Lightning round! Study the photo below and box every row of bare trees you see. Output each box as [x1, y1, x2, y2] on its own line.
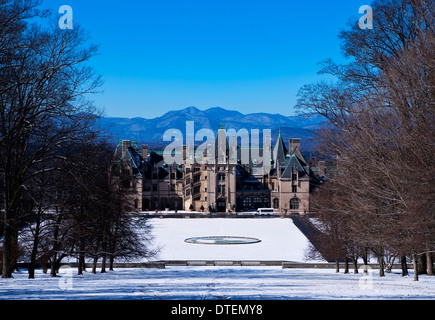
[0, 0, 153, 279]
[298, 0, 434, 281]
[17, 140, 155, 279]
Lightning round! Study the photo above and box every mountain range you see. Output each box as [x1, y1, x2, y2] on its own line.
[97, 106, 326, 152]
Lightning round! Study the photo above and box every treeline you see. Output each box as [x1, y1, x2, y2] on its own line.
[297, 0, 434, 281]
[0, 0, 154, 279]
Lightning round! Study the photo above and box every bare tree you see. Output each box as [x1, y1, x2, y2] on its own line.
[297, 0, 435, 280]
[0, 0, 101, 278]
[60, 140, 157, 275]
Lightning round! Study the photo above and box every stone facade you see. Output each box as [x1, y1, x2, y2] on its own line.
[113, 129, 312, 213]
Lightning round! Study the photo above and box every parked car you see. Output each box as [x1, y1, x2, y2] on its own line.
[256, 208, 274, 216]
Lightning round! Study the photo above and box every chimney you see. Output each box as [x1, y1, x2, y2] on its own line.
[289, 138, 301, 154]
[142, 144, 149, 160]
[183, 145, 187, 161]
[122, 140, 131, 156]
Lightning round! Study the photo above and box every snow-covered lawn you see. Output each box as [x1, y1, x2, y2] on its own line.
[1, 267, 434, 300]
[147, 218, 315, 262]
[2, 217, 433, 300]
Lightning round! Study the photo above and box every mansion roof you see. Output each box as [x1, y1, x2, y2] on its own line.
[114, 132, 309, 182]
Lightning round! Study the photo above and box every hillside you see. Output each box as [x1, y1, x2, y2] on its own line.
[97, 106, 326, 152]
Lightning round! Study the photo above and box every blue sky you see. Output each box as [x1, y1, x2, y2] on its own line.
[41, 0, 368, 118]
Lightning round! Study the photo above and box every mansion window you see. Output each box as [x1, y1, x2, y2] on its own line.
[243, 197, 252, 208]
[218, 173, 226, 181]
[292, 185, 297, 193]
[218, 184, 226, 195]
[273, 198, 279, 209]
[290, 197, 300, 210]
[193, 186, 201, 195]
[254, 197, 262, 204]
[292, 173, 298, 181]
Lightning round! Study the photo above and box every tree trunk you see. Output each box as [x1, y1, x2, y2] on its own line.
[335, 258, 339, 273]
[401, 255, 408, 277]
[80, 239, 87, 273]
[101, 254, 107, 273]
[362, 251, 369, 275]
[2, 219, 13, 278]
[352, 257, 359, 274]
[412, 254, 419, 281]
[50, 214, 61, 277]
[41, 259, 48, 274]
[28, 212, 42, 279]
[92, 257, 98, 274]
[344, 256, 349, 274]
[378, 254, 385, 277]
[1, 172, 18, 279]
[427, 253, 434, 276]
[11, 233, 19, 273]
[77, 250, 86, 275]
[77, 257, 83, 276]
[418, 254, 427, 275]
[109, 255, 114, 271]
[50, 254, 58, 277]
[81, 255, 86, 273]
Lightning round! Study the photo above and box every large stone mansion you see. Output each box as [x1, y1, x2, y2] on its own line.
[113, 127, 321, 213]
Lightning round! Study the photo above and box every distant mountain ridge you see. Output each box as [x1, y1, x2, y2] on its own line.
[97, 106, 325, 152]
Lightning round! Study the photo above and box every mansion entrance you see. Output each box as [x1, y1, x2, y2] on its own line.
[217, 198, 226, 212]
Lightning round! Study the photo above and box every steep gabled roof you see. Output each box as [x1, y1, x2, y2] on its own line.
[272, 129, 288, 167]
[281, 154, 308, 179]
[289, 145, 307, 167]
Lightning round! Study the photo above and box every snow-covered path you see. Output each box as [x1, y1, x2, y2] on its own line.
[1, 267, 434, 300]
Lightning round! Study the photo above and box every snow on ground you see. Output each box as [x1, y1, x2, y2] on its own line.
[2, 217, 434, 300]
[1, 267, 434, 300]
[146, 218, 314, 262]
